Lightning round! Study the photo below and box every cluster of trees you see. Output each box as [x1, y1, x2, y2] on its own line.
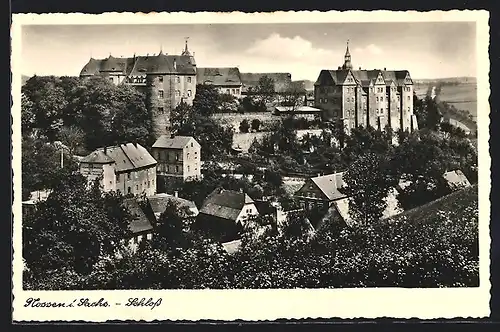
[25, 179, 478, 290]
[22, 76, 155, 154]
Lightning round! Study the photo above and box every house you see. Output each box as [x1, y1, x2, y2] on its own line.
[79, 143, 157, 196]
[196, 188, 259, 242]
[80, 40, 197, 138]
[443, 170, 471, 191]
[314, 41, 417, 135]
[152, 134, 201, 184]
[122, 198, 156, 252]
[196, 67, 243, 97]
[147, 192, 199, 220]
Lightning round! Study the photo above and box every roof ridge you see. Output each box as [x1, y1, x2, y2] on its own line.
[120, 143, 138, 169]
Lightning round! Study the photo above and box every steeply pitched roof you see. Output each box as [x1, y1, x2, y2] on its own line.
[152, 135, 196, 149]
[199, 188, 254, 221]
[82, 143, 157, 172]
[197, 67, 242, 86]
[443, 170, 471, 189]
[314, 69, 411, 87]
[253, 200, 277, 217]
[122, 198, 155, 234]
[80, 53, 196, 77]
[147, 193, 198, 217]
[310, 172, 346, 201]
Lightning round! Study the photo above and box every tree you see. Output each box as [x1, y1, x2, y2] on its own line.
[153, 200, 195, 251]
[220, 93, 238, 113]
[193, 84, 221, 116]
[255, 75, 275, 106]
[340, 152, 397, 225]
[413, 94, 442, 131]
[23, 173, 132, 276]
[171, 101, 194, 133]
[57, 125, 85, 156]
[239, 119, 250, 133]
[251, 119, 261, 132]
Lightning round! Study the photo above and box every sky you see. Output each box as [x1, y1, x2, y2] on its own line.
[20, 22, 477, 81]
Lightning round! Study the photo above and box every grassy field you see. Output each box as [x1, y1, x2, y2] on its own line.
[437, 83, 477, 117]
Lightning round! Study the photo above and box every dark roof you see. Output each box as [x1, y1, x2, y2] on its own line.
[199, 188, 254, 221]
[122, 198, 155, 234]
[253, 200, 277, 216]
[152, 135, 197, 149]
[197, 67, 242, 86]
[314, 69, 411, 87]
[82, 143, 156, 172]
[310, 172, 346, 201]
[80, 150, 115, 164]
[80, 53, 196, 77]
[148, 193, 198, 216]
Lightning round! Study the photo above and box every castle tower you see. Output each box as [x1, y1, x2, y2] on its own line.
[181, 37, 196, 67]
[342, 40, 353, 70]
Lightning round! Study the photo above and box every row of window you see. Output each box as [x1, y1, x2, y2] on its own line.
[158, 89, 193, 99]
[225, 88, 240, 94]
[158, 76, 193, 84]
[157, 164, 198, 173]
[117, 171, 152, 182]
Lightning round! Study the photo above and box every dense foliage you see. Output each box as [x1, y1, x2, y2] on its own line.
[25, 185, 479, 289]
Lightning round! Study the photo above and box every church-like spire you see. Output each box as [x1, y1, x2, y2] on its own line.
[342, 40, 353, 70]
[181, 37, 191, 56]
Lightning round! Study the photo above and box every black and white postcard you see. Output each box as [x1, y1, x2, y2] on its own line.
[11, 10, 491, 321]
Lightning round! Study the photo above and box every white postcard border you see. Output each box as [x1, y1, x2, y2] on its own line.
[11, 10, 491, 322]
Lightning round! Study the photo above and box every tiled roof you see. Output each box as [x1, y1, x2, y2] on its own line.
[199, 188, 254, 221]
[80, 150, 115, 164]
[221, 239, 242, 254]
[197, 67, 242, 86]
[253, 200, 277, 216]
[310, 172, 346, 201]
[148, 193, 198, 217]
[443, 170, 471, 189]
[122, 198, 155, 234]
[82, 143, 157, 173]
[80, 53, 196, 77]
[315, 69, 411, 87]
[152, 135, 196, 149]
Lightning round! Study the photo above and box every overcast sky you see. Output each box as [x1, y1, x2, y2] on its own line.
[21, 22, 476, 81]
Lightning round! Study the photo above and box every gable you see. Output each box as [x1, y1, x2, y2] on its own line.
[295, 180, 329, 200]
[375, 72, 385, 85]
[342, 71, 356, 85]
[404, 72, 413, 85]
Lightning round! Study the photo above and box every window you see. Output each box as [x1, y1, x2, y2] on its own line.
[175, 90, 180, 97]
[376, 96, 379, 102]
[176, 153, 180, 161]
[158, 107, 164, 114]
[148, 181, 150, 188]
[177, 76, 180, 83]
[191, 142, 194, 148]
[187, 76, 192, 83]
[175, 166, 179, 173]
[116, 174, 119, 182]
[159, 76, 163, 82]
[187, 90, 192, 97]
[152, 179, 154, 185]
[136, 185, 139, 191]
[109, 78, 113, 83]
[187, 165, 190, 172]
[127, 173, 131, 180]
[407, 96, 411, 101]
[159, 90, 164, 98]
[381, 96, 384, 102]
[127, 187, 131, 194]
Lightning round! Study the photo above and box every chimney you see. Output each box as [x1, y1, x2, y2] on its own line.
[338, 66, 341, 70]
[104, 146, 107, 154]
[170, 132, 175, 139]
[174, 191, 178, 198]
[384, 67, 386, 71]
[173, 58, 177, 70]
[359, 67, 361, 70]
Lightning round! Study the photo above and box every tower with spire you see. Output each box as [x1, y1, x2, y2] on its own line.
[181, 37, 196, 66]
[341, 40, 353, 70]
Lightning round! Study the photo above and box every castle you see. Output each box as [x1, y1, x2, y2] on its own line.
[80, 41, 197, 138]
[314, 41, 418, 134]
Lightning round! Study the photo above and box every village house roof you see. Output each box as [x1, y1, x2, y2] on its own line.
[147, 193, 198, 218]
[196, 67, 242, 87]
[80, 53, 196, 77]
[253, 200, 277, 217]
[199, 188, 255, 221]
[152, 135, 197, 149]
[314, 69, 411, 88]
[122, 198, 155, 235]
[443, 170, 471, 189]
[81, 143, 157, 173]
[310, 172, 346, 201]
